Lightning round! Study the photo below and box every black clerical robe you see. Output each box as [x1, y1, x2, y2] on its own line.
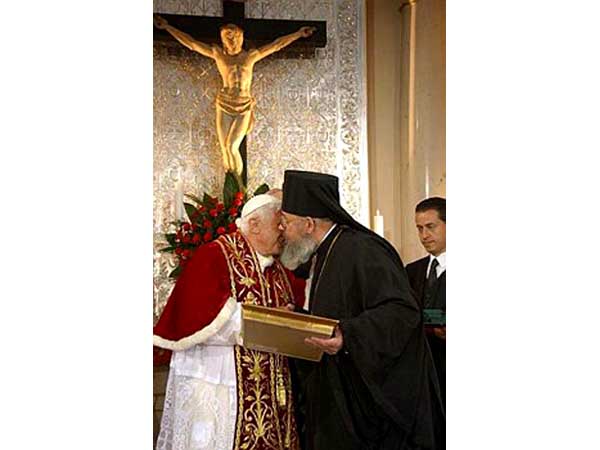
[296, 226, 444, 450]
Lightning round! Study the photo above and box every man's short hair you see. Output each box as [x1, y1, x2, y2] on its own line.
[415, 197, 446, 223]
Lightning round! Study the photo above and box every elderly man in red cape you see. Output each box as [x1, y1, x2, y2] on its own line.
[154, 193, 305, 450]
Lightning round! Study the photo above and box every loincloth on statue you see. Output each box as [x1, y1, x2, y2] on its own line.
[215, 90, 256, 133]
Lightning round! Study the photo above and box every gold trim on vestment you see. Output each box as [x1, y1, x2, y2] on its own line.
[215, 232, 299, 449]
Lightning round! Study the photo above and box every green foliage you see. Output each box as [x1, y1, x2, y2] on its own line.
[184, 193, 203, 204]
[223, 171, 240, 206]
[202, 193, 215, 207]
[183, 202, 198, 221]
[253, 183, 269, 196]
[169, 266, 182, 279]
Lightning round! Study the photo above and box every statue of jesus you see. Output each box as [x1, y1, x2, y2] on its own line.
[154, 15, 315, 186]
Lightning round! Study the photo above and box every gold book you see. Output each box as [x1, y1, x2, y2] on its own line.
[241, 304, 339, 362]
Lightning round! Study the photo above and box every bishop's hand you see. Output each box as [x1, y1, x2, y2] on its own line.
[433, 326, 446, 340]
[305, 325, 343, 355]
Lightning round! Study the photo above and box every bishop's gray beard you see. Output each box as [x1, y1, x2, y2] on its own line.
[279, 235, 318, 270]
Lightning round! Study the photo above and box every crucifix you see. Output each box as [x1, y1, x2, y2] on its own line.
[154, 0, 327, 189]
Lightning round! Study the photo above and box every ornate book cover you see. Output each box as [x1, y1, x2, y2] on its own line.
[242, 304, 338, 361]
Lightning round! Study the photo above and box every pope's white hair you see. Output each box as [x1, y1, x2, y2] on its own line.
[238, 200, 281, 235]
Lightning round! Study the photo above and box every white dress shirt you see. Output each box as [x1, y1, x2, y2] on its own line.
[426, 251, 446, 278]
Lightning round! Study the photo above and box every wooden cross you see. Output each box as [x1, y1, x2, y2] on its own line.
[154, 0, 327, 186]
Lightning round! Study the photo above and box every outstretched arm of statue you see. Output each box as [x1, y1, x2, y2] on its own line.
[253, 26, 315, 61]
[154, 14, 215, 58]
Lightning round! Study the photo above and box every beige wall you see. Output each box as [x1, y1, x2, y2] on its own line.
[367, 0, 404, 249]
[367, 0, 446, 263]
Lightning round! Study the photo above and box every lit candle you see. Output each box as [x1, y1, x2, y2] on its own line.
[374, 209, 384, 237]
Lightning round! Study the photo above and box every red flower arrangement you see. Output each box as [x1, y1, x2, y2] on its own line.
[161, 173, 269, 278]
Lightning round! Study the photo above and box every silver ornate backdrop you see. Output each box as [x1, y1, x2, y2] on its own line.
[153, 0, 368, 322]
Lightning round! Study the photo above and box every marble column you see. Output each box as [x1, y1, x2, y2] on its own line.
[398, 0, 446, 263]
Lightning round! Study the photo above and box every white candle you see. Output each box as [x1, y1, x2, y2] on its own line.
[374, 209, 384, 237]
[175, 179, 184, 221]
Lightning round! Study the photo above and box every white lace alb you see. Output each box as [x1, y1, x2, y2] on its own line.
[156, 303, 242, 450]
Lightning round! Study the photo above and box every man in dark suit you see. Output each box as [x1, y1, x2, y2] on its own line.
[406, 197, 446, 407]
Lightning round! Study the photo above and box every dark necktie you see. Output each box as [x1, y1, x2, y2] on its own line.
[427, 258, 439, 289]
[425, 258, 439, 306]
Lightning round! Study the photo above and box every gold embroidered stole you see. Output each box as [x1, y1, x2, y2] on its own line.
[215, 232, 299, 450]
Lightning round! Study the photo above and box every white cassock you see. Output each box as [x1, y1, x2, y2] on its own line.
[156, 255, 273, 450]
